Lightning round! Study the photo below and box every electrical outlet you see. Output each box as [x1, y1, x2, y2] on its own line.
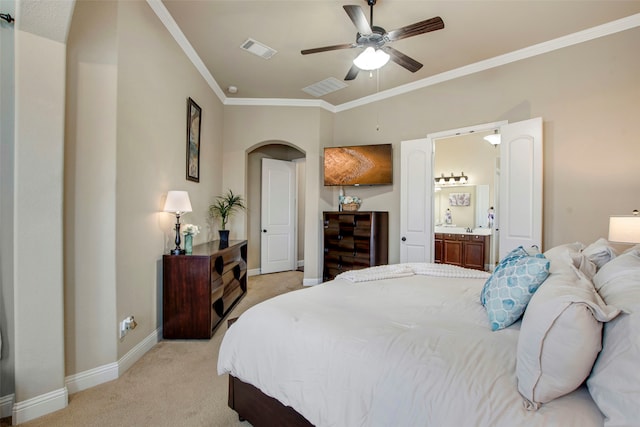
[119, 316, 137, 339]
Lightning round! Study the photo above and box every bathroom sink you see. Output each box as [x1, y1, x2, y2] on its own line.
[434, 226, 466, 233]
[471, 228, 492, 235]
[434, 226, 492, 235]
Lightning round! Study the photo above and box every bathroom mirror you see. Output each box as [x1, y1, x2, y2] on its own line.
[434, 184, 491, 230]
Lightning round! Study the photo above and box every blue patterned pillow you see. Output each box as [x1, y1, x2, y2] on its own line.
[480, 246, 530, 306]
[483, 253, 550, 331]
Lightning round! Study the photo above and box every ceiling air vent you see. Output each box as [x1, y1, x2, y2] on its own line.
[302, 78, 348, 97]
[240, 38, 277, 60]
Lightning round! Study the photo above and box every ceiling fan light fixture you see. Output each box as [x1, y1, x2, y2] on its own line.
[484, 130, 501, 145]
[353, 47, 390, 71]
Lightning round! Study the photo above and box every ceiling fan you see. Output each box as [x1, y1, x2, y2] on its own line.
[301, 0, 444, 80]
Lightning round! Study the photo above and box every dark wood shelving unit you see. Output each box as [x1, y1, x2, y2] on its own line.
[162, 240, 247, 339]
[323, 211, 388, 281]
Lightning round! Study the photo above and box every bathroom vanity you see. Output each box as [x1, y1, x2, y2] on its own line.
[434, 226, 491, 271]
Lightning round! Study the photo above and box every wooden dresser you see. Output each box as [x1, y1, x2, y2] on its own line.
[162, 240, 247, 339]
[323, 211, 388, 281]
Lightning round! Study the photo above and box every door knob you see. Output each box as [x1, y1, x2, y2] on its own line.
[262, 229, 267, 233]
[401, 237, 407, 241]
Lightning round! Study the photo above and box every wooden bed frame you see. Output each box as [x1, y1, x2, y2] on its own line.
[226, 318, 312, 426]
[228, 375, 313, 427]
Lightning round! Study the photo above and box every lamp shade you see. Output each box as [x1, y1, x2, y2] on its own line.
[608, 215, 640, 244]
[164, 191, 192, 215]
[353, 47, 390, 71]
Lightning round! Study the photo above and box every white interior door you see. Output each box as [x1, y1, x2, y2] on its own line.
[498, 117, 543, 258]
[400, 138, 433, 263]
[261, 158, 296, 274]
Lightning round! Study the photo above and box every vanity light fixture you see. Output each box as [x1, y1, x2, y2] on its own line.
[434, 172, 469, 185]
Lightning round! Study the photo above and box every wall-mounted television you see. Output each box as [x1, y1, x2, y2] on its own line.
[324, 144, 393, 186]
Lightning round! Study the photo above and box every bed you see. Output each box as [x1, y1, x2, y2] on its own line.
[218, 241, 640, 427]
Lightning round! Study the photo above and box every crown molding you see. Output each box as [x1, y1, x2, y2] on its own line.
[335, 13, 640, 112]
[146, 0, 226, 102]
[148, 2, 639, 113]
[224, 97, 336, 112]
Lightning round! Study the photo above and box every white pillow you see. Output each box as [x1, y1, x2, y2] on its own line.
[516, 266, 620, 408]
[543, 241, 585, 262]
[543, 241, 596, 278]
[583, 238, 618, 269]
[587, 312, 640, 426]
[588, 246, 640, 425]
[592, 246, 640, 312]
[622, 243, 640, 254]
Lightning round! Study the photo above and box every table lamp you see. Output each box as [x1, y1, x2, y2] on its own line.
[164, 190, 192, 255]
[608, 210, 640, 244]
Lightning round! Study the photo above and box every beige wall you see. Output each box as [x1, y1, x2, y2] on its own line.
[4, 0, 226, 418]
[333, 27, 640, 262]
[65, 0, 224, 375]
[13, 27, 67, 415]
[223, 106, 334, 283]
[0, 0, 16, 403]
[114, 0, 223, 359]
[65, 0, 118, 377]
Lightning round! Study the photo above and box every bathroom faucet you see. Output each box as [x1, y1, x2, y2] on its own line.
[466, 227, 472, 233]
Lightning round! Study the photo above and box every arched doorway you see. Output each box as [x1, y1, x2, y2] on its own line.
[247, 142, 306, 275]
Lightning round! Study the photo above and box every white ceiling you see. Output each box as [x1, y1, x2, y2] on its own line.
[159, 1, 640, 107]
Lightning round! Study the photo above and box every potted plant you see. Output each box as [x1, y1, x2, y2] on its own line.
[209, 189, 246, 247]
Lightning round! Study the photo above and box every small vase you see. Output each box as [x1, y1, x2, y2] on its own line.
[184, 234, 193, 254]
[218, 229, 230, 248]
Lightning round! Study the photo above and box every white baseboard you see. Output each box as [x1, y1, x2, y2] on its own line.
[7, 328, 161, 424]
[303, 277, 322, 286]
[250, 260, 303, 278]
[118, 327, 161, 376]
[65, 362, 118, 395]
[252, 259, 319, 285]
[0, 394, 14, 418]
[12, 387, 68, 425]
[63, 327, 161, 395]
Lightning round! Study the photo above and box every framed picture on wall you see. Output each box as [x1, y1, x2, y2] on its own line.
[186, 97, 202, 182]
[449, 193, 471, 206]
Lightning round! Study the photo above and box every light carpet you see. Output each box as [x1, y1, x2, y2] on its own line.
[17, 271, 306, 427]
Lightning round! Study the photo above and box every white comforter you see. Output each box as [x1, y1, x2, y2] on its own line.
[218, 268, 604, 427]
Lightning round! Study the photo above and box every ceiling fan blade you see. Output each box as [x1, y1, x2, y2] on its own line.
[301, 43, 356, 55]
[343, 5, 372, 35]
[345, 64, 360, 81]
[386, 16, 444, 42]
[381, 46, 423, 73]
